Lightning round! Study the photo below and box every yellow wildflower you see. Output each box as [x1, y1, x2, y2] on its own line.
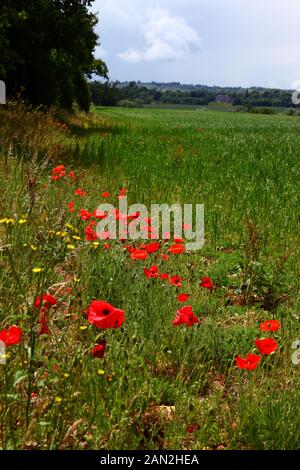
[32, 267, 43, 273]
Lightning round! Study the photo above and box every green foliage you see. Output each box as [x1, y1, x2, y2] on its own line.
[92, 81, 298, 111]
[90, 81, 122, 107]
[285, 108, 297, 116]
[250, 107, 276, 115]
[0, 0, 108, 111]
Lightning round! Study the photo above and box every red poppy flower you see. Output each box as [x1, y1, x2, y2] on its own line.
[78, 209, 93, 221]
[118, 188, 127, 199]
[144, 265, 159, 278]
[92, 340, 107, 358]
[169, 275, 183, 287]
[177, 293, 190, 303]
[187, 423, 199, 434]
[235, 354, 261, 370]
[172, 306, 200, 327]
[200, 277, 214, 291]
[103, 243, 111, 250]
[85, 221, 97, 241]
[168, 243, 185, 254]
[160, 273, 169, 280]
[34, 294, 57, 335]
[102, 192, 110, 198]
[52, 165, 65, 174]
[260, 320, 281, 333]
[130, 249, 148, 260]
[68, 201, 75, 213]
[124, 244, 135, 253]
[255, 337, 278, 355]
[34, 293, 57, 310]
[174, 237, 184, 243]
[51, 165, 66, 180]
[39, 312, 50, 335]
[145, 242, 160, 254]
[0, 325, 22, 346]
[69, 171, 76, 179]
[160, 254, 169, 261]
[87, 301, 125, 329]
[75, 188, 87, 197]
[85, 231, 97, 241]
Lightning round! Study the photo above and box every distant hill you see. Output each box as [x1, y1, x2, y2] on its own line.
[118, 81, 291, 94]
[90, 80, 297, 109]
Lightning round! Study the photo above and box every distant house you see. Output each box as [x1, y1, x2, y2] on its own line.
[215, 94, 231, 104]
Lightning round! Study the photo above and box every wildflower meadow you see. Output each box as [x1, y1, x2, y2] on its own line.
[0, 102, 299, 450]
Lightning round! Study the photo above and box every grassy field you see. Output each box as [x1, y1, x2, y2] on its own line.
[0, 103, 299, 450]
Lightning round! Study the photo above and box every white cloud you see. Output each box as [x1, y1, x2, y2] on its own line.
[118, 47, 143, 64]
[117, 7, 202, 63]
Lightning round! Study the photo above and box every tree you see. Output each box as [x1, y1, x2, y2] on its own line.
[0, 0, 108, 110]
[153, 91, 162, 102]
[90, 81, 122, 106]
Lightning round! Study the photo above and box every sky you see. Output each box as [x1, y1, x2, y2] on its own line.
[91, 0, 300, 89]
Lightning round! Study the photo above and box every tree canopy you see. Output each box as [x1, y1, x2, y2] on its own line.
[0, 0, 108, 111]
